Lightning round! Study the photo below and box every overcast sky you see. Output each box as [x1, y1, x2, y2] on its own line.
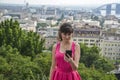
[0, 0, 120, 6]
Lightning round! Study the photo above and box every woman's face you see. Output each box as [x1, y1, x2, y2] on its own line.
[61, 33, 72, 41]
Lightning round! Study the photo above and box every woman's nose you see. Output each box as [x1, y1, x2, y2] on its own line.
[66, 35, 69, 38]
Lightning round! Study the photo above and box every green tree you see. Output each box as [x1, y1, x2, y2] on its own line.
[33, 52, 52, 79]
[80, 44, 100, 67]
[80, 43, 115, 72]
[93, 58, 114, 72]
[78, 63, 117, 80]
[0, 45, 42, 80]
[0, 19, 45, 57]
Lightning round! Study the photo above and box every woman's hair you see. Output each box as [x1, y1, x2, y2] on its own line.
[57, 23, 73, 41]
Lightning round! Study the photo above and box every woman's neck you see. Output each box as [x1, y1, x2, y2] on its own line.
[61, 40, 72, 45]
[60, 40, 72, 51]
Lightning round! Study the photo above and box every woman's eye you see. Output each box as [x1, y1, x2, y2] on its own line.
[68, 33, 71, 35]
[63, 33, 71, 36]
[63, 33, 66, 35]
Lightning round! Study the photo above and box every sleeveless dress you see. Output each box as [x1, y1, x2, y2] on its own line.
[51, 42, 82, 80]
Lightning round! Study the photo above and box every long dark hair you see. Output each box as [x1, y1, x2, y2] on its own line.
[57, 23, 73, 41]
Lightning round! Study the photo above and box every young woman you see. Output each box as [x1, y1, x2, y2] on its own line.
[49, 23, 81, 80]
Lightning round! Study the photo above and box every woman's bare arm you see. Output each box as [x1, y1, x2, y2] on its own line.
[65, 43, 80, 70]
[49, 44, 56, 80]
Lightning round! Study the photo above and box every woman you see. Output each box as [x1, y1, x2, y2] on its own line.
[49, 23, 81, 80]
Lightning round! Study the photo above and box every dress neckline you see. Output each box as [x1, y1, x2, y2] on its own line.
[58, 42, 73, 54]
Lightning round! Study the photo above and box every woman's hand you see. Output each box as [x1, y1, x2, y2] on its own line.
[64, 54, 73, 63]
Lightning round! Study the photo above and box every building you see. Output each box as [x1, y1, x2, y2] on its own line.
[93, 3, 120, 18]
[45, 36, 57, 49]
[100, 30, 120, 60]
[19, 19, 36, 32]
[73, 26, 101, 47]
[46, 27, 59, 37]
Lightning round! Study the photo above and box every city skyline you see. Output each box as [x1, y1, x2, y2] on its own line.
[0, 0, 119, 7]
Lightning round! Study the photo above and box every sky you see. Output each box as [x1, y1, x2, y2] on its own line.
[0, 0, 120, 7]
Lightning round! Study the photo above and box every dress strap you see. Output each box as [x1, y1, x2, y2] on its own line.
[55, 42, 60, 54]
[72, 42, 76, 56]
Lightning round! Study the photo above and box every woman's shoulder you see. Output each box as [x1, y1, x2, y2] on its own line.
[52, 43, 58, 54]
[53, 42, 60, 49]
[72, 42, 80, 48]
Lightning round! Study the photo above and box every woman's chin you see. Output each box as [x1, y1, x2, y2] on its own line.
[65, 40, 70, 42]
[62, 39, 71, 42]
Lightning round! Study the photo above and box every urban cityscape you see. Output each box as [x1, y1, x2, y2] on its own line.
[0, 0, 120, 80]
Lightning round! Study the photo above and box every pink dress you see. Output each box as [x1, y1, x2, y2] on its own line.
[51, 42, 82, 80]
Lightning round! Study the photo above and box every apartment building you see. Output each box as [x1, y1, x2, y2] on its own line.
[43, 27, 58, 49]
[73, 37, 99, 47]
[83, 19, 100, 27]
[73, 27, 101, 47]
[37, 28, 47, 37]
[19, 19, 37, 32]
[45, 36, 57, 49]
[46, 27, 59, 37]
[100, 38, 120, 60]
[99, 30, 120, 60]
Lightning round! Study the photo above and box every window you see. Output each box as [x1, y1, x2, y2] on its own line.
[112, 44, 114, 46]
[84, 39, 89, 42]
[73, 39, 76, 41]
[90, 40, 94, 42]
[90, 43, 94, 45]
[78, 39, 83, 41]
[85, 43, 88, 45]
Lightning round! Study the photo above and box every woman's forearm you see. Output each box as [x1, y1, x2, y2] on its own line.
[69, 59, 78, 70]
[49, 67, 53, 80]
[49, 65, 55, 80]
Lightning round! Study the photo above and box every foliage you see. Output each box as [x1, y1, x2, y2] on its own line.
[93, 58, 114, 72]
[0, 19, 45, 57]
[78, 63, 117, 80]
[0, 45, 50, 80]
[80, 43, 115, 72]
[33, 52, 52, 79]
[80, 43, 100, 67]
